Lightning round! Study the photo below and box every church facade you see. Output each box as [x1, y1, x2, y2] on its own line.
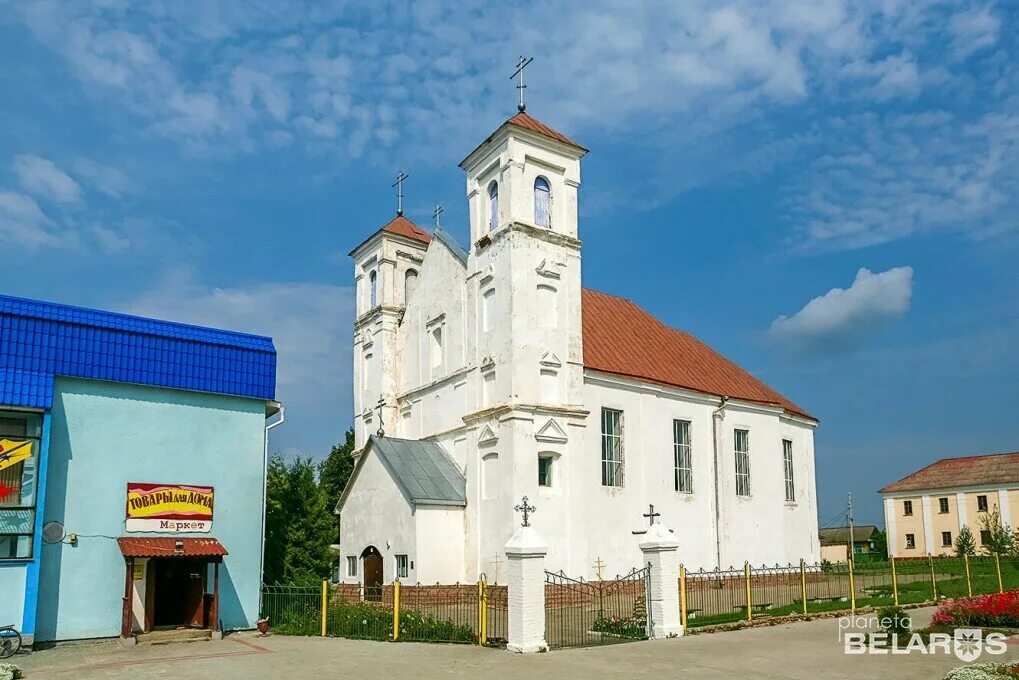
[336, 112, 820, 587]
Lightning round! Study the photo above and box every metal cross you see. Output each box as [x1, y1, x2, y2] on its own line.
[514, 495, 536, 527]
[432, 203, 443, 230]
[643, 504, 660, 527]
[510, 56, 534, 113]
[375, 396, 387, 437]
[490, 552, 503, 581]
[392, 170, 409, 216]
[592, 556, 606, 580]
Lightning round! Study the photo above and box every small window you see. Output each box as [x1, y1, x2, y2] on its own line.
[488, 181, 499, 231]
[673, 420, 692, 494]
[538, 455, 553, 488]
[600, 408, 623, 487]
[534, 176, 551, 228]
[905, 533, 916, 550]
[782, 439, 795, 502]
[405, 269, 418, 302]
[939, 497, 949, 514]
[396, 554, 409, 579]
[347, 556, 357, 577]
[734, 429, 750, 497]
[981, 530, 991, 544]
[941, 531, 953, 548]
[903, 500, 913, 516]
[369, 270, 378, 308]
[977, 495, 989, 512]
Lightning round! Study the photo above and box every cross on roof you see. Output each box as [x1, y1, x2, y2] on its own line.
[375, 396, 387, 437]
[392, 170, 409, 216]
[514, 495, 536, 527]
[643, 504, 660, 527]
[510, 56, 534, 113]
[433, 203, 443, 230]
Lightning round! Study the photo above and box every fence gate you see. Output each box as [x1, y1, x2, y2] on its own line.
[544, 565, 652, 648]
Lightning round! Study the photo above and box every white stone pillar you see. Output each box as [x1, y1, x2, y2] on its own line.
[639, 522, 682, 638]
[505, 525, 548, 653]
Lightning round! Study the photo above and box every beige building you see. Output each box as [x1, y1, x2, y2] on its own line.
[819, 525, 879, 563]
[880, 451, 1019, 557]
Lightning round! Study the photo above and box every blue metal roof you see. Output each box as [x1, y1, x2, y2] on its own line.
[432, 227, 468, 266]
[0, 294, 277, 409]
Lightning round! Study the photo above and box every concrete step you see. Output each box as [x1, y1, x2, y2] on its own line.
[136, 629, 212, 645]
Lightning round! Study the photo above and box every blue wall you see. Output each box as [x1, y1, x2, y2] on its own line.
[35, 377, 266, 641]
[0, 563, 26, 629]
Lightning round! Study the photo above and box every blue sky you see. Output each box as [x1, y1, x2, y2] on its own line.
[1, 1, 1017, 530]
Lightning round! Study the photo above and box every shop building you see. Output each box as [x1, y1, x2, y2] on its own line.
[0, 294, 279, 644]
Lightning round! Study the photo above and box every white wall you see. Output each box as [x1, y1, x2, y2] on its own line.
[414, 506, 466, 585]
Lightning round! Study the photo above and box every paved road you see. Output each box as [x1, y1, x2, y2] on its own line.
[13, 607, 1016, 679]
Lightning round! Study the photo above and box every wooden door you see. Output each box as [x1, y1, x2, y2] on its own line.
[362, 547, 383, 601]
[184, 560, 207, 628]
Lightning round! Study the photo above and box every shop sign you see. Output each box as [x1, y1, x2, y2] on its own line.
[125, 483, 214, 533]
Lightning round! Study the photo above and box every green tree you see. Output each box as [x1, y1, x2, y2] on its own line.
[318, 427, 356, 541]
[979, 505, 1015, 556]
[263, 455, 336, 585]
[954, 525, 977, 556]
[870, 529, 888, 560]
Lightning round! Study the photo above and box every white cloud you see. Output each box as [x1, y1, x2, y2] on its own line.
[13, 155, 83, 204]
[948, 7, 1000, 60]
[768, 266, 913, 353]
[72, 158, 135, 197]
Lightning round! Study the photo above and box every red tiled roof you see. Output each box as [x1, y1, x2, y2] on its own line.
[880, 452, 1019, 493]
[581, 289, 814, 421]
[506, 112, 586, 151]
[117, 537, 228, 558]
[381, 215, 431, 245]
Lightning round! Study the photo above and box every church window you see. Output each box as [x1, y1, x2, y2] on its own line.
[0, 416, 35, 560]
[938, 497, 949, 514]
[734, 429, 750, 497]
[977, 495, 988, 512]
[903, 500, 913, 516]
[405, 269, 418, 302]
[534, 176, 551, 228]
[430, 326, 443, 372]
[369, 270, 378, 308]
[674, 420, 692, 494]
[538, 455, 554, 488]
[346, 556, 357, 577]
[905, 533, 916, 550]
[600, 408, 623, 487]
[488, 181, 499, 231]
[482, 288, 495, 332]
[482, 452, 498, 499]
[395, 554, 409, 579]
[783, 439, 795, 502]
[941, 531, 952, 548]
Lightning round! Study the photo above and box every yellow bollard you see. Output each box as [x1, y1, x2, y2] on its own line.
[891, 556, 899, 606]
[744, 562, 752, 622]
[679, 566, 688, 630]
[799, 559, 807, 616]
[964, 554, 973, 597]
[929, 555, 938, 601]
[478, 578, 488, 646]
[848, 556, 856, 613]
[321, 580, 328, 637]
[392, 580, 401, 641]
[996, 554, 1004, 593]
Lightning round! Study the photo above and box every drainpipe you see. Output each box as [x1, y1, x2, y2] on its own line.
[259, 405, 286, 586]
[711, 396, 729, 570]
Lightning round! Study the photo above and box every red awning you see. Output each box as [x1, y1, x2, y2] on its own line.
[117, 537, 228, 559]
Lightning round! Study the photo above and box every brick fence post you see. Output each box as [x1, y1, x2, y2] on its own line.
[505, 525, 548, 653]
[639, 522, 682, 638]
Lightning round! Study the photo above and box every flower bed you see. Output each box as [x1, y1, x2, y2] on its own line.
[590, 616, 646, 639]
[945, 662, 1019, 679]
[933, 590, 1019, 629]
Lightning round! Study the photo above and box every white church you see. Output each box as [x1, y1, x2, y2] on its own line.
[335, 108, 820, 588]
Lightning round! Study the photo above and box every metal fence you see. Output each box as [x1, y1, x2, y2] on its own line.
[544, 565, 652, 649]
[680, 555, 1019, 628]
[260, 579, 503, 646]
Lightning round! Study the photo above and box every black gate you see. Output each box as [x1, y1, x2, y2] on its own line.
[544, 564, 652, 648]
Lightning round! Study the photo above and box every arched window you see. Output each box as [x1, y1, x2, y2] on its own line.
[534, 176, 551, 228]
[369, 270, 378, 308]
[488, 181, 499, 231]
[404, 269, 418, 302]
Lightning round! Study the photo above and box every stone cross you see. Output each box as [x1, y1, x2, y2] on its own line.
[514, 495, 536, 527]
[392, 170, 409, 216]
[643, 504, 660, 527]
[433, 203, 443, 230]
[592, 556, 606, 580]
[510, 56, 534, 113]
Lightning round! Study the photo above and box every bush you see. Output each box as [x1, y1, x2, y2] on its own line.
[398, 610, 475, 643]
[933, 590, 1019, 629]
[876, 605, 911, 637]
[945, 662, 1019, 679]
[591, 615, 647, 639]
[0, 663, 22, 680]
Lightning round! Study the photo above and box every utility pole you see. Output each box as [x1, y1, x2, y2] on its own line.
[847, 491, 855, 565]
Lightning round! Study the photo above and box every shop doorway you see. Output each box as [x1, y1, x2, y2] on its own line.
[152, 558, 207, 629]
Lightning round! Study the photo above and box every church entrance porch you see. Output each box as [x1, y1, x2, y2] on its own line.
[116, 537, 228, 641]
[544, 565, 652, 649]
